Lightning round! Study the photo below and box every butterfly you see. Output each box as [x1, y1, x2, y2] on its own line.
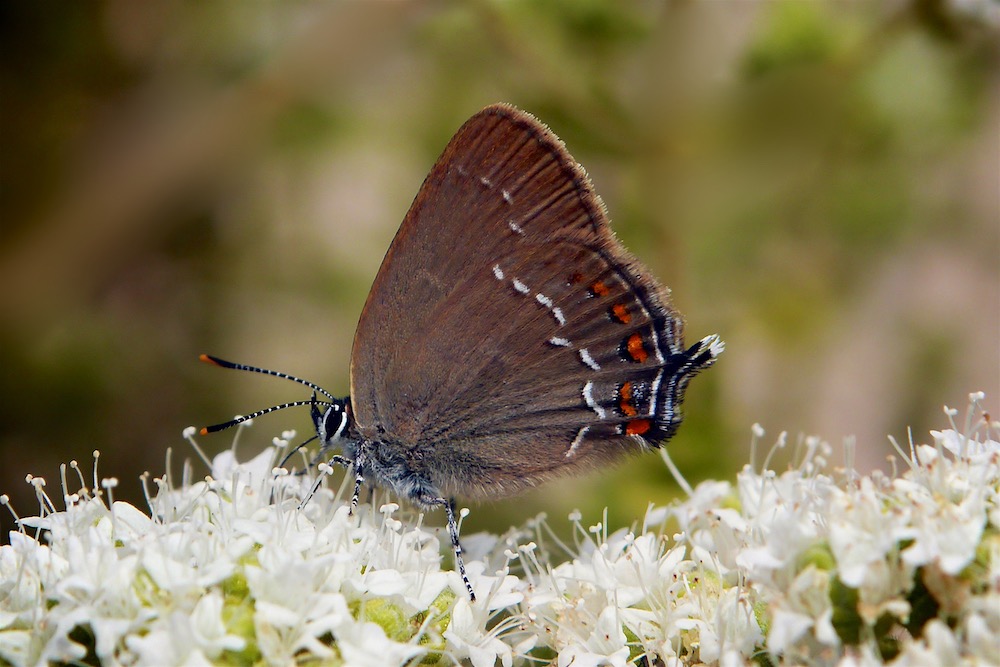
[201, 104, 723, 600]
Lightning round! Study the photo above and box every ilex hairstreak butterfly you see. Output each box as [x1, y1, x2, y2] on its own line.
[201, 104, 723, 600]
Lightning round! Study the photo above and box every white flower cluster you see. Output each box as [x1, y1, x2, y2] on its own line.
[1, 394, 997, 666]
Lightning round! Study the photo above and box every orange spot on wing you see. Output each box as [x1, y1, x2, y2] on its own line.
[569, 272, 584, 284]
[619, 381, 638, 417]
[590, 281, 611, 297]
[627, 333, 648, 363]
[626, 419, 651, 436]
[611, 303, 631, 324]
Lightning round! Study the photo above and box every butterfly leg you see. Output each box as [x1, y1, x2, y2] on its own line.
[296, 453, 354, 511]
[274, 435, 319, 473]
[425, 496, 476, 602]
[349, 453, 367, 517]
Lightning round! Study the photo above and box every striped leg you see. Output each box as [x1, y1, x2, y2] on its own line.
[297, 454, 353, 511]
[436, 497, 475, 602]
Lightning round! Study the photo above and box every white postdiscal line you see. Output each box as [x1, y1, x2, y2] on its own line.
[492, 264, 505, 281]
[582, 380, 606, 419]
[512, 278, 530, 294]
[479, 176, 493, 187]
[534, 291, 566, 327]
[502, 189, 513, 204]
[578, 348, 601, 371]
[548, 336, 571, 347]
[567, 425, 589, 458]
[649, 368, 664, 416]
[651, 326, 666, 364]
[663, 373, 680, 425]
[508, 220, 525, 235]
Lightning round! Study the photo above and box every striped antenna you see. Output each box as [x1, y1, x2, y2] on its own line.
[200, 399, 331, 435]
[199, 354, 339, 435]
[199, 354, 336, 401]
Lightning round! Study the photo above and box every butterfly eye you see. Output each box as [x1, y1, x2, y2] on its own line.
[321, 403, 348, 444]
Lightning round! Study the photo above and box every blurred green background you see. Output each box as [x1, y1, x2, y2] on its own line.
[1, 1, 997, 543]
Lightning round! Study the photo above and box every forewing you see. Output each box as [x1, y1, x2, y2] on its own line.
[350, 104, 693, 498]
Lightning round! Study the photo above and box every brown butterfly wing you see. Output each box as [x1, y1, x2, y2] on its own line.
[350, 104, 705, 499]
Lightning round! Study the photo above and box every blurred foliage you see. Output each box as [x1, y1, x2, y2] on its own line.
[1, 0, 997, 542]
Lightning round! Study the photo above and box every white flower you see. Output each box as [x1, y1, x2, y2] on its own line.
[766, 565, 839, 653]
[1, 394, 997, 665]
[190, 590, 246, 656]
[556, 606, 629, 667]
[767, 608, 815, 654]
[931, 428, 1000, 463]
[892, 618, 963, 666]
[444, 597, 514, 667]
[827, 477, 900, 588]
[731, 465, 834, 596]
[898, 484, 985, 575]
[334, 617, 424, 667]
[125, 602, 244, 667]
[964, 612, 1000, 664]
[697, 586, 763, 663]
